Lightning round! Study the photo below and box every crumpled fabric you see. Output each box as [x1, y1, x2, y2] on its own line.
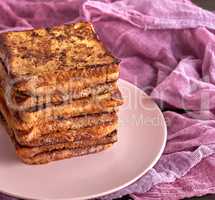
[1, 0, 215, 200]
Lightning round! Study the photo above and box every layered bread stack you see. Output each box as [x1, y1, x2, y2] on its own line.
[0, 22, 123, 164]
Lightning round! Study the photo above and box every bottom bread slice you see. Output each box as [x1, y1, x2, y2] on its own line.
[15, 131, 117, 159]
[19, 144, 113, 165]
[4, 120, 117, 165]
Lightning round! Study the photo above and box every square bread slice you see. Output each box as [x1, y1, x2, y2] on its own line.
[15, 120, 118, 147]
[0, 22, 118, 77]
[11, 82, 117, 110]
[3, 118, 116, 165]
[0, 61, 119, 97]
[0, 89, 120, 146]
[15, 131, 117, 159]
[9, 89, 123, 125]
[19, 144, 113, 165]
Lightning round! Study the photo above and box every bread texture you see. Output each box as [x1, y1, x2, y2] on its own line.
[15, 121, 118, 147]
[0, 22, 118, 77]
[3, 118, 116, 165]
[11, 91, 122, 126]
[0, 88, 119, 146]
[19, 144, 113, 165]
[0, 61, 119, 96]
[0, 21, 123, 165]
[11, 82, 117, 110]
[15, 131, 117, 159]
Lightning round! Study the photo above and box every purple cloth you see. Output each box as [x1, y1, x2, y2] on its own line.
[1, 0, 215, 199]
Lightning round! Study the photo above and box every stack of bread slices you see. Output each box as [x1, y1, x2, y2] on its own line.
[0, 22, 123, 164]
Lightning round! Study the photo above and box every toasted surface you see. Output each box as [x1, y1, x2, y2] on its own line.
[0, 90, 119, 146]
[30, 112, 118, 136]
[2, 96, 118, 131]
[14, 113, 117, 145]
[0, 22, 117, 77]
[0, 21, 122, 165]
[11, 83, 111, 110]
[14, 89, 123, 124]
[3, 120, 115, 165]
[13, 64, 119, 95]
[18, 144, 113, 165]
[12, 82, 117, 110]
[0, 87, 118, 130]
[15, 121, 118, 147]
[0, 77, 122, 125]
[0, 61, 119, 110]
[16, 111, 117, 132]
[15, 131, 117, 158]
[0, 61, 119, 96]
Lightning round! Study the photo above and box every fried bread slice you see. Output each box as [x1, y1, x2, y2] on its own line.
[12, 64, 119, 96]
[15, 121, 118, 147]
[0, 87, 118, 131]
[0, 92, 118, 146]
[0, 22, 117, 77]
[4, 121, 116, 165]
[15, 131, 117, 159]
[16, 112, 117, 135]
[19, 144, 113, 165]
[13, 89, 123, 124]
[0, 61, 119, 96]
[12, 82, 117, 110]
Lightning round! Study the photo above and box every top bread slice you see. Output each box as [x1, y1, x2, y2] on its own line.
[0, 22, 117, 77]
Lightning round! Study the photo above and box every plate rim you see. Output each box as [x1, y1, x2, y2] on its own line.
[0, 79, 167, 200]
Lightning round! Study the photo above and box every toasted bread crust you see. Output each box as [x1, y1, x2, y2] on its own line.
[11, 90, 122, 125]
[0, 89, 119, 146]
[15, 131, 117, 158]
[12, 64, 119, 95]
[18, 144, 113, 165]
[15, 113, 118, 144]
[0, 61, 119, 96]
[15, 121, 118, 147]
[12, 82, 117, 110]
[0, 22, 118, 77]
[0, 22, 122, 165]
[3, 119, 115, 165]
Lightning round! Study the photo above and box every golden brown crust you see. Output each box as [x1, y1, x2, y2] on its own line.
[12, 82, 117, 110]
[0, 89, 119, 146]
[0, 88, 119, 130]
[0, 77, 122, 126]
[11, 65, 119, 96]
[15, 121, 118, 147]
[0, 21, 123, 165]
[0, 61, 119, 109]
[12, 64, 119, 95]
[17, 112, 117, 134]
[0, 22, 118, 77]
[1, 105, 117, 165]
[3, 119, 115, 165]
[14, 89, 123, 124]
[0, 61, 119, 97]
[18, 144, 113, 165]
[15, 131, 117, 158]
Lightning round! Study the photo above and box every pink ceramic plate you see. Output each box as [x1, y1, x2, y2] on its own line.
[0, 79, 167, 200]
